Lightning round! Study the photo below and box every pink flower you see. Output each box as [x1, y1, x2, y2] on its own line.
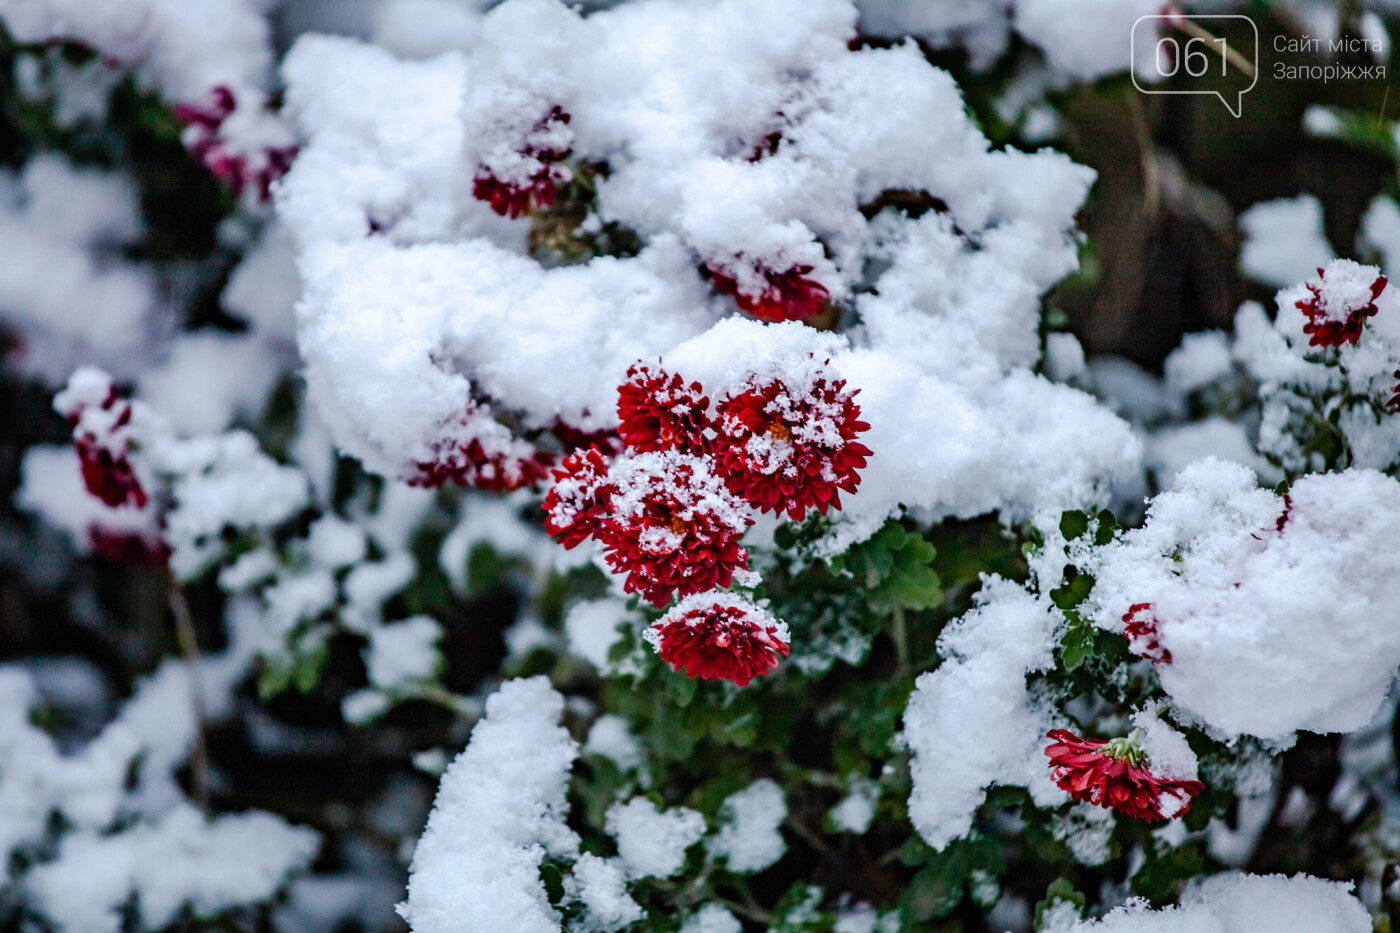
[616, 361, 712, 455]
[1295, 261, 1387, 348]
[472, 106, 573, 219]
[543, 446, 615, 549]
[1123, 603, 1170, 663]
[714, 360, 871, 521]
[1045, 729, 1203, 823]
[596, 451, 752, 607]
[708, 262, 831, 323]
[645, 592, 790, 687]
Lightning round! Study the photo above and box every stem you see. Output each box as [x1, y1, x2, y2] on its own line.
[168, 580, 210, 811]
[411, 684, 477, 720]
[892, 607, 909, 674]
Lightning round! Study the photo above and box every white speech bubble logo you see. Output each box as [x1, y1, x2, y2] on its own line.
[1131, 14, 1258, 118]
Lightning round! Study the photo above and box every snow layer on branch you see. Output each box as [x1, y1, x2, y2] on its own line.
[1084, 459, 1400, 742]
[401, 676, 580, 933]
[0, 154, 163, 384]
[1052, 873, 1368, 933]
[903, 577, 1066, 850]
[0, 0, 273, 100]
[279, 0, 1136, 546]
[605, 797, 706, 879]
[25, 804, 318, 933]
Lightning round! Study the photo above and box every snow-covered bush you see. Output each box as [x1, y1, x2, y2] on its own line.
[4, 0, 1400, 931]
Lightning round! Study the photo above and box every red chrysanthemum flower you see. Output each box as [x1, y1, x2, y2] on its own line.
[616, 361, 713, 455]
[472, 106, 573, 219]
[714, 359, 871, 521]
[55, 370, 147, 510]
[174, 85, 297, 201]
[596, 450, 752, 607]
[551, 421, 624, 457]
[708, 262, 831, 323]
[1122, 603, 1170, 663]
[1386, 369, 1400, 415]
[645, 591, 790, 687]
[408, 409, 549, 492]
[1295, 260, 1387, 348]
[1045, 729, 1203, 823]
[542, 446, 615, 549]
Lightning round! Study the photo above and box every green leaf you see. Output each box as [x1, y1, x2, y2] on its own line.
[1059, 509, 1090, 541]
[1094, 509, 1119, 545]
[1060, 623, 1094, 671]
[666, 673, 698, 708]
[1034, 878, 1085, 929]
[539, 863, 565, 905]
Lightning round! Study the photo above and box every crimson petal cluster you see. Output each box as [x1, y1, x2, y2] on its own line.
[617, 362, 713, 455]
[174, 85, 297, 201]
[408, 406, 550, 492]
[1045, 729, 1203, 823]
[57, 374, 147, 510]
[1295, 261, 1387, 348]
[708, 262, 831, 323]
[715, 368, 872, 522]
[1122, 603, 1170, 664]
[472, 105, 573, 219]
[645, 592, 790, 687]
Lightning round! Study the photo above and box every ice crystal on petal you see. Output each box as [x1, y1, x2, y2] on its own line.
[598, 451, 751, 607]
[543, 446, 615, 549]
[715, 357, 871, 521]
[617, 361, 712, 455]
[644, 591, 790, 687]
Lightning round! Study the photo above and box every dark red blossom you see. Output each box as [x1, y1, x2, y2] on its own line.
[175, 85, 297, 201]
[409, 412, 549, 492]
[646, 592, 790, 687]
[596, 451, 752, 607]
[708, 262, 831, 323]
[715, 361, 871, 521]
[551, 421, 624, 457]
[542, 446, 615, 549]
[616, 362, 713, 455]
[473, 106, 573, 219]
[1045, 729, 1203, 823]
[1386, 369, 1400, 415]
[1295, 262, 1387, 348]
[1122, 603, 1170, 663]
[58, 376, 147, 509]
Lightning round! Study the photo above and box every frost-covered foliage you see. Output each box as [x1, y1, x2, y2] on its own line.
[5, 0, 1400, 931]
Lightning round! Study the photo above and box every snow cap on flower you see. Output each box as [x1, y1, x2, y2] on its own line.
[471, 104, 573, 219]
[598, 450, 752, 607]
[408, 405, 548, 492]
[708, 261, 831, 323]
[715, 354, 871, 521]
[543, 445, 615, 549]
[1044, 727, 1203, 823]
[1295, 259, 1387, 347]
[616, 360, 713, 455]
[54, 366, 149, 509]
[174, 84, 298, 202]
[645, 590, 790, 687]
[1122, 602, 1170, 663]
